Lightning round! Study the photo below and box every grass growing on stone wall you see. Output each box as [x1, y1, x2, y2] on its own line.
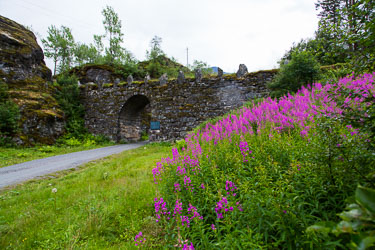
[0, 142, 171, 249]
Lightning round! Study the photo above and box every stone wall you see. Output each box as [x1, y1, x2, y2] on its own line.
[81, 69, 277, 142]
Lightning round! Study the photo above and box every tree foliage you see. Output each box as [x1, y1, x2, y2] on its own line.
[54, 75, 86, 139]
[281, 0, 374, 72]
[268, 51, 321, 97]
[100, 5, 127, 65]
[191, 60, 214, 76]
[42, 25, 75, 75]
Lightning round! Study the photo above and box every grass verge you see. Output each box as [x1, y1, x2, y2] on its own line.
[0, 143, 115, 168]
[0, 142, 171, 249]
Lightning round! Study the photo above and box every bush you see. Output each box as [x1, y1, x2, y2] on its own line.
[268, 51, 321, 97]
[0, 81, 20, 143]
[54, 74, 87, 139]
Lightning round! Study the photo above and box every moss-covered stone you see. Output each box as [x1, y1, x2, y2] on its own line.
[0, 15, 64, 145]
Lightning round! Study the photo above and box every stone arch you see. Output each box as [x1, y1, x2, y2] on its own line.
[117, 94, 151, 142]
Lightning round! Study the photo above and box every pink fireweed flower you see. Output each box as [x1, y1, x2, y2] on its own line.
[236, 201, 244, 212]
[152, 162, 164, 184]
[176, 166, 186, 176]
[215, 197, 230, 219]
[239, 141, 252, 162]
[225, 180, 238, 196]
[154, 197, 168, 222]
[173, 199, 183, 217]
[187, 204, 203, 220]
[174, 183, 181, 192]
[182, 242, 194, 250]
[181, 215, 191, 227]
[183, 175, 194, 191]
[211, 224, 216, 230]
[200, 183, 205, 189]
[134, 232, 145, 246]
[172, 147, 180, 161]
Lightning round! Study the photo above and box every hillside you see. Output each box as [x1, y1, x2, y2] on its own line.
[149, 73, 375, 248]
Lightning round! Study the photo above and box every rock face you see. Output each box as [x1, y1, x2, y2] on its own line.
[0, 16, 51, 83]
[0, 15, 64, 145]
[81, 69, 277, 142]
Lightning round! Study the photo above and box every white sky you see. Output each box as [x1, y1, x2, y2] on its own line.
[1, 0, 319, 73]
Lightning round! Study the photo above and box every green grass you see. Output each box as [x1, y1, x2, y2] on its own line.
[0, 142, 171, 249]
[0, 143, 115, 168]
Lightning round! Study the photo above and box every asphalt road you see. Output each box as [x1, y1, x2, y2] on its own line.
[0, 142, 147, 189]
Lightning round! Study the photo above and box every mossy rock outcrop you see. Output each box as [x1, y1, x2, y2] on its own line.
[0, 15, 64, 145]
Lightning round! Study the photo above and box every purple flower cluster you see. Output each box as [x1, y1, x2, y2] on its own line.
[225, 180, 238, 197]
[239, 141, 252, 162]
[187, 203, 203, 220]
[183, 175, 194, 192]
[181, 215, 190, 227]
[176, 165, 187, 175]
[154, 197, 169, 222]
[215, 197, 233, 219]
[173, 199, 183, 217]
[134, 231, 146, 246]
[172, 147, 181, 161]
[175, 239, 195, 249]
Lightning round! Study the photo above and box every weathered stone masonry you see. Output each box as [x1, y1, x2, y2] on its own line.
[81, 70, 277, 142]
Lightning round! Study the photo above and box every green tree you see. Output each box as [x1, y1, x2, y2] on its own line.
[268, 51, 321, 97]
[146, 35, 165, 60]
[315, 0, 375, 71]
[191, 60, 214, 76]
[73, 43, 100, 65]
[145, 36, 166, 77]
[42, 25, 75, 75]
[101, 5, 125, 64]
[0, 81, 20, 138]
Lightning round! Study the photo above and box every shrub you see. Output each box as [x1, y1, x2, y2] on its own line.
[54, 74, 87, 139]
[268, 51, 321, 97]
[0, 80, 20, 144]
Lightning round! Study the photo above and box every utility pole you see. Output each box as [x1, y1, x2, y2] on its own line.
[186, 47, 189, 68]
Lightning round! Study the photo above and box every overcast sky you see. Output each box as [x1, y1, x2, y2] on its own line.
[1, 0, 319, 73]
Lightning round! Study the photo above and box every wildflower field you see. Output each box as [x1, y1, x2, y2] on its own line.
[146, 73, 375, 249]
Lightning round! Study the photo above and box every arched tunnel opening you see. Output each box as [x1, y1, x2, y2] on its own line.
[117, 95, 151, 142]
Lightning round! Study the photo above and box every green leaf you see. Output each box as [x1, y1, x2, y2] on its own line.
[355, 186, 375, 214]
[358, 236, 375, 250]
[339, 208, 362, 221]
[306, 221, 336, 235]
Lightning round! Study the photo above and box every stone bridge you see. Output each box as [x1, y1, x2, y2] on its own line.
[81, 69, 277, 142]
